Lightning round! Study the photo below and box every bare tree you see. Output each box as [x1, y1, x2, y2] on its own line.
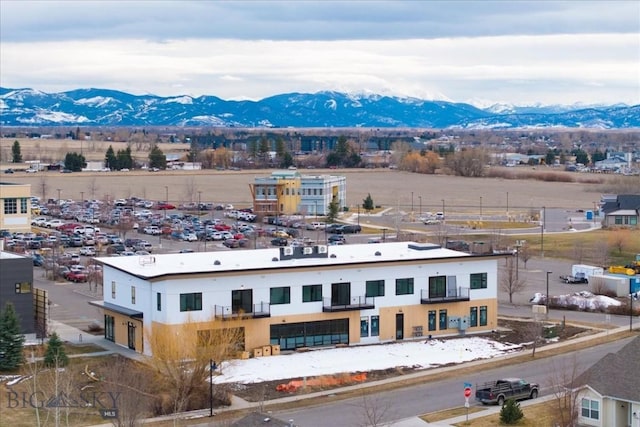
[355, 390, 396, 427]
[546, 355, 581, 427]
[105, 356, 155, 427]
[501, 256, 527, 304]
[522, 319, 543, 357]
[594, 240, 611, 267]
[572, 238, 586, 264]
[88, 178, 100, 200]
[146, 315, 245, 418]
[184, 177, 197, 204]
[519, 244, 532, 269]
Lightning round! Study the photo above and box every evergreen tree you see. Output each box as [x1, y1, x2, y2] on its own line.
[499, 398, 524, 424]
[105, 145, 117, 170]
[326, 195, 340, 223]
[11, 140, 22, 163]
[148, 145, 167, 169]
[545, 149, 556, 166]
[258, 137, 271, 166]
[0, 302, 25, 371]
[116, 146, 134, 170]
[44, 332, 68, 367]
[64, 152, 86, 172]
[363, 193, 374, 212]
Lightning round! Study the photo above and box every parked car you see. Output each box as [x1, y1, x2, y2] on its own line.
[327, 234, 346, 244]
[475, 378, 539, 406]
[65, 270, 88, 283]
[223, 239, 240, 248]
[335, 224, 362, 234]
[271, 237, 289, 247]
[79, 247, 96, 256]
[156, 202, 176, 210]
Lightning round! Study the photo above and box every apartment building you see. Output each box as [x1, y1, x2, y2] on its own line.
[92, 241, 500, 356]
[0, 182, 32, 233]
[249, 170, 346, 216]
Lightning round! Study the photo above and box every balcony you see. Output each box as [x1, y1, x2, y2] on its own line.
[420, 287, 470, 304]
[322, 296, 375, 312]
[214, 302, 271, 319]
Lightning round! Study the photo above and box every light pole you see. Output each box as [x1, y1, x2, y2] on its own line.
[480, 196, 483, 221]
[382, 228, 387, 242]
[80, 191, 84, 205]
[506, 191, 509, 217]
[164, 186, 169, 220]
[541, 206, 546, 257]
[418, 196, 422, 217]
[57, 188, 61, 202]
[209, 359, 217, 416]
[546, 271, 552, 316]
[357, 204, 360, 226]
[411, 191, 414, 214]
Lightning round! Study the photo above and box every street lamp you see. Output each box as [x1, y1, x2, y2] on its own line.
[506, 191, 509, 217]
[541, 206, 546, 257]
[418, 196, 422, 217]
[480, 196, 483, 221]
[164, 186, 169, 220]
[80, 191, 84, 205]
[357, 204, 360, 226]
[382, 228, 387, 242]
[441, 199, 445, 220]
[411, 191, 414, 214]
[57, 188, 61, 202]
[209, 359, 217, 416]
[546, 271, 552, 315]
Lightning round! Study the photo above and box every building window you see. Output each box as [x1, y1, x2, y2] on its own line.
[581, 398, 599, 420]
[614, 216, 622, 225]
[439, 309, 448, 330]
[428, 276, 446, 298]
[366, 280, 385, 297]
[131, 286, 136, 304]
[270, 287, 291, 305]
[105, 315, 114, 341]
[15, 282, 32, 294]
[331, 282, 351, 306]
[395, 278, 414, 295]
[232, 289, 253, 314]
[156, 292, 161, 311]
[630, 216, 638, 225]
[470, 307, 478, 327]
[4, 198, 17, 214]
[180, 292, 202, 312]
[371, 315, 379, 336]
[20, 198, 28, 214]
[111, 281, 116, 299]
[360, 317, 369, 337]
[428, 310, 436, 331]
[302, 284, 322, 302]
[470, 273, 488, 289]
[479, 306, 488, 326]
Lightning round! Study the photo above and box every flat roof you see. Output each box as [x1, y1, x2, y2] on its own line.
[96, 241, 477, 280]
[0, 251, 27, 260]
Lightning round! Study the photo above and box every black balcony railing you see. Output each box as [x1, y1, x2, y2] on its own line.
[322, 296, 375, 312]
[214, 302, 271, 319]
[420, 287, 470, 304]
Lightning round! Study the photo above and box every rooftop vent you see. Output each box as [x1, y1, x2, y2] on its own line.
[330, 254, 337, 258]
[407, 243, 441, 251]
[214, 260, 221, 265]
[272, 257, 279, 262]
[375, 251, 381, 256]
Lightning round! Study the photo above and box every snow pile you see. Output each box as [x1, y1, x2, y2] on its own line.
[213, 337, 522, 384]
[530, 291, 621, 310]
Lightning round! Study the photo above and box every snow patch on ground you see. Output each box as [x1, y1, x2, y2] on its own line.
[529, 291, 621, 310]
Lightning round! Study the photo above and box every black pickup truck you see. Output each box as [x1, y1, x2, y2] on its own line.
[559, 274, 588, 284]
[475, 378, 539, 405]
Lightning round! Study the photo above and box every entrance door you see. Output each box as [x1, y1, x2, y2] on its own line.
[127, 322, 136, 350]
[395, 313, 404, 340]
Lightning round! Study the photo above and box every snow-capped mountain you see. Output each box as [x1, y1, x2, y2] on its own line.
[0, 87, 637, 129]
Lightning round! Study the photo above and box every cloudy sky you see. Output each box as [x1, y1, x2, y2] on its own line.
[1, 1, 638, 106]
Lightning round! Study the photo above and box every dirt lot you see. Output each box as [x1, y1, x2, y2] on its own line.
[2, 167, 624, 212]
[230, 318, 590, 402]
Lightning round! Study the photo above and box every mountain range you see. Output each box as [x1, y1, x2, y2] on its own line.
[1, 87, 638, 129]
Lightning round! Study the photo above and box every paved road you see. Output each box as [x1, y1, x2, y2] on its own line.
[272, 337, 633, 427]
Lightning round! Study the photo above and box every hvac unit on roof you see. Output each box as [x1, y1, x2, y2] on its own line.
[283, 247, 294, 256]
[317, 245, 327, 254]
[303, 246, 313, 255]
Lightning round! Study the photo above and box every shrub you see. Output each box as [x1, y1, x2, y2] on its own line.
[500, 398, 524, 424]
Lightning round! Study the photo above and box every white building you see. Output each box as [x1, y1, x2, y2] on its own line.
[91, 241, 500, 356]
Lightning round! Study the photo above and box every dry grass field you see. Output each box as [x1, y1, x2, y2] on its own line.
[0, 165, 623, 211]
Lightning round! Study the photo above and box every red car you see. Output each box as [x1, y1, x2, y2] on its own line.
[65, 270, 88, 283]
[214, 223, 231, 231]
[58, 222, 84, 233]
[156, 202, 176, 210]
